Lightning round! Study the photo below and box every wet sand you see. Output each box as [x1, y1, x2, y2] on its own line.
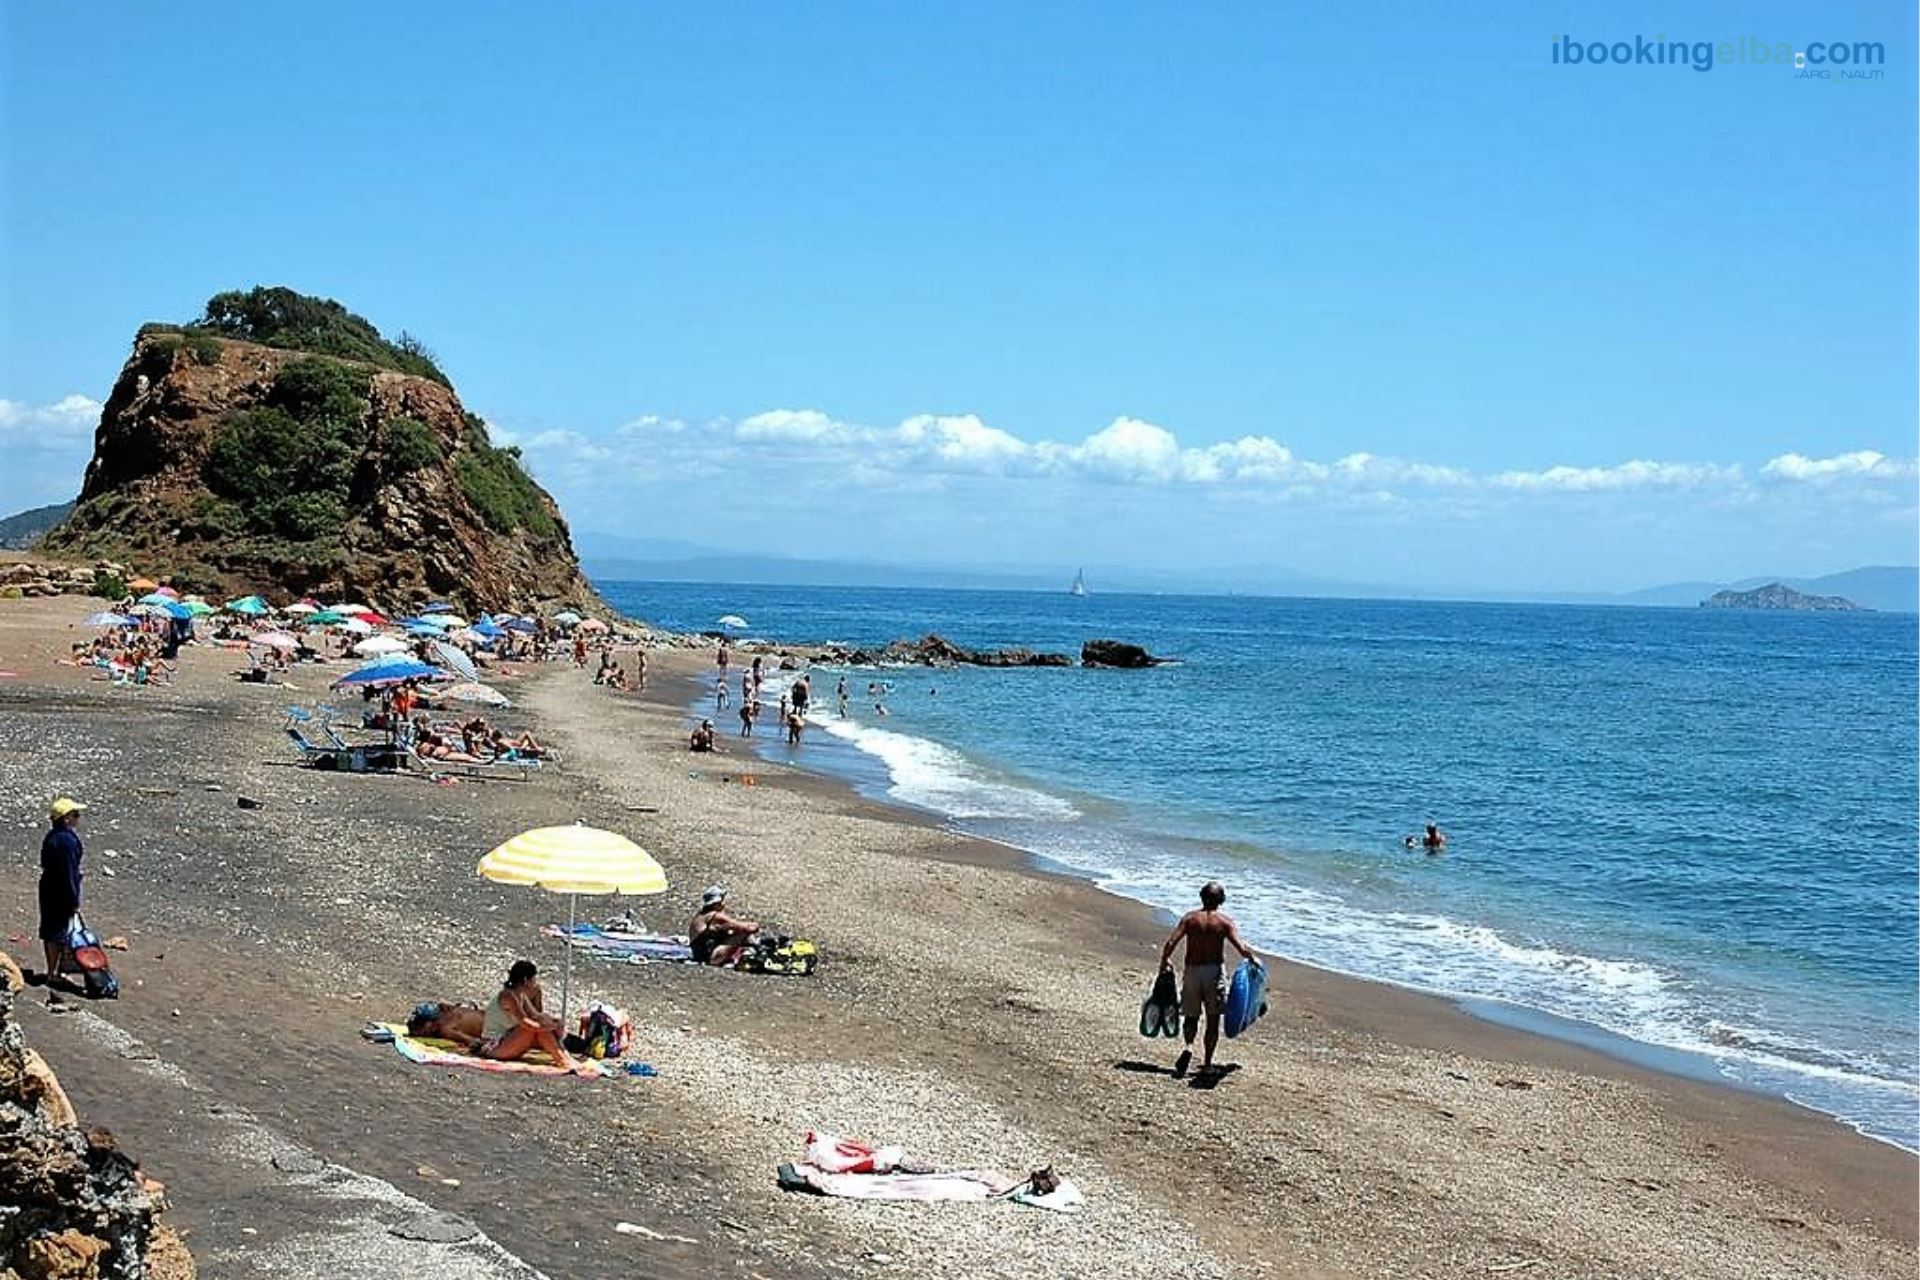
[1, 596, 1912, 1279]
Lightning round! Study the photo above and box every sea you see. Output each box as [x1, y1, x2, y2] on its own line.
[599, 579, 1919, 1150]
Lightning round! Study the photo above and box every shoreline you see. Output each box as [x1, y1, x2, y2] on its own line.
[4, 597, 1913, 1279]
[650, 649, 1919, 1197]
[680, 653, 1916, 1156]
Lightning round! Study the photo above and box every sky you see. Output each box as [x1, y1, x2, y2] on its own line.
[2, 3, 1914, 591]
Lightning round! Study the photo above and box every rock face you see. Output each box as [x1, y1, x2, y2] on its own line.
[41, 323, 601, 617]
[0, 978, 195, 1279]
[1080, 639, 1167, 668]
[1700, 583, 1865, 612]
[824, 634, 1073, 668]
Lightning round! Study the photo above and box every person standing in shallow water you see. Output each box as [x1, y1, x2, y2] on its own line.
[38, 798, 86, 996]
[1158, 881, 1259, 1077]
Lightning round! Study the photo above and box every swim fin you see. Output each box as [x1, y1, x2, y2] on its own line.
[1140, 968, 1180, 1038]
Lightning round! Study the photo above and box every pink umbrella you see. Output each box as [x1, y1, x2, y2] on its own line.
[250, 631, 300, 651]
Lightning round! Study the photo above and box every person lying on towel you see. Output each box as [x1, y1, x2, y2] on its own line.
[689, 885, 758, 966]
[407, 999, 486, 1048]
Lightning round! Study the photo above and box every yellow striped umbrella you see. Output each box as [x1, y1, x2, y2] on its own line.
[478, 825, 666, 895]
[478, 825, 667, 1018]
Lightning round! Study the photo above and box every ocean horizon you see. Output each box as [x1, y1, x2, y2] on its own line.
[603, 577, 1919, 1151]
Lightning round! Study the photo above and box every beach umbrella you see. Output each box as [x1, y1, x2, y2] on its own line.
[127, 603, 165, 617]
[477, 825, 667, 1020]
[717, 615, 748, 629]
[154, 586, 180, 599]
[226, 595, 269, 616]
[331, 659, 451, 689]
[334, 602, 371, 614]
[127, 577, 158, 592]
[430, 640, 480, 682]
[349, 609, 390, 626]
[137, 592, 174, 606]
[553, 610, 582, 626]
[86, 611, 136, 628]
[441, 680, 511, 707]
[306, 609, 348, 625]
[340, 617, 374, 635]
[353, 635, 410, 657]
[472, 619, 506, 640]
[283, 602, 318, 616]
[577, 617, 609, 634]
[421, 600, 457, 614]
[503, 617, 539, 634]
[161, 601, 193, 620]
[250, 630, 300, 651]
[180, 600, 216, 617]
[422, 613, 468, 629]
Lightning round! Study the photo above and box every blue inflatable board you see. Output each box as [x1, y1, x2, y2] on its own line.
[1223, 960, 1268, 1038]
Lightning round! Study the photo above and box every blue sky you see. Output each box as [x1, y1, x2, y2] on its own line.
[2, 3, 1914, 590]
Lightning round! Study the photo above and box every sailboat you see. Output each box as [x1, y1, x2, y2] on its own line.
[1069, 568, 1088, 597]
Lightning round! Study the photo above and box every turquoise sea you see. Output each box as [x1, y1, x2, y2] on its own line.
[602, 580, 1919, 1149]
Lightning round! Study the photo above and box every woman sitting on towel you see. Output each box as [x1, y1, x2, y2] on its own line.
[475, 960, 586, 1073]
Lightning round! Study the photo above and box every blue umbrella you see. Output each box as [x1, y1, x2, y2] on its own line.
[138, 592, 174, 606]
[472, 618, 506, 639]
[331, 660, 451, 689]
[503, 617, 538, 634]
[421, 600, 457, 613]
[161, 601, 194, 620]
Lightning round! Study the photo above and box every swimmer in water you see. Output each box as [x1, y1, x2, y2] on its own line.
[1420, 822, 1447, 853]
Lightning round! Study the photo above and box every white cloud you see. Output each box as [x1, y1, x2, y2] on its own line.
[1761, 450, 1917, 482]
[1490, 459, 1740, 492]
[0, 394, 101, 441]
[474, 399, 1916, 516]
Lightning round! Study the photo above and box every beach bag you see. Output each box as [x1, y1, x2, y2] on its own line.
[738, 935, 818, 977]
[574, 1002, 631, 1059]
[65, 917, 119, 1000]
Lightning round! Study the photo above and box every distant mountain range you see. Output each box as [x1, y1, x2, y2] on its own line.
[0, 501, 73, 549]
[573, 531, 1919, 614]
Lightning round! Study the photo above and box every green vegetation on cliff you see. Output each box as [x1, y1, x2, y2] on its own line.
[203, 357, 370, 544]
[179, 286, 450, 384]
[455, 413, 557, 539]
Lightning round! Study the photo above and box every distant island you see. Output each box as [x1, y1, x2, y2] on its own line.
[1700, 582, 1866, 612]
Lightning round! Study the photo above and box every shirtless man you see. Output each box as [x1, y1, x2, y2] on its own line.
[1158, 881, 1258, 1077]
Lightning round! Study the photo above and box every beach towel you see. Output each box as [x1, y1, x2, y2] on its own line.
[541, 923, 693, 964]
[1011, 1177, 1087, 1213]
[380, 1024, 610, 1078]
[777, 1163, 1016, 1202]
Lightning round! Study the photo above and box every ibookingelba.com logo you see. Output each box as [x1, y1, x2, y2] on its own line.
[1551, 34, 1886, 79]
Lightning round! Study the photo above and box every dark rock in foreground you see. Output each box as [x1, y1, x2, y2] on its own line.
[1081, 639, 1168, 668]
[1700, 583, 1865, 612]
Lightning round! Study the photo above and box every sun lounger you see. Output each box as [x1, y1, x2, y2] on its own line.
[284, 709, 407, 773]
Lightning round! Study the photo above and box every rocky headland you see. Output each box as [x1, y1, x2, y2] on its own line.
[39, 288, 602, 619]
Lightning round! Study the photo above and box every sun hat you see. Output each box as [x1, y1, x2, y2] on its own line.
[701, 884, 727, 908]
[49, 798, 87, 821]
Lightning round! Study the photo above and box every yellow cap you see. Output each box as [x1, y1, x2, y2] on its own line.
[49, 798, 87, 821]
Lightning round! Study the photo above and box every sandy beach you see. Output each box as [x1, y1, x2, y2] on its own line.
[1, 594, 1913, 1280]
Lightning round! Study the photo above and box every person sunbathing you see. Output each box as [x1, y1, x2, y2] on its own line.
[487, 726, 545, 758]
[406, 1000, 486, 1049]
[476, 960, 587, 1072]
[414, 727, 485, 764]
[689, 885, 759, 966]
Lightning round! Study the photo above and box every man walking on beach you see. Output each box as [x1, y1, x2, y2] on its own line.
[1158, 881, 1258, 1077]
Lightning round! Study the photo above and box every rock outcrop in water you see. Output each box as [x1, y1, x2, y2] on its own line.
[823, 634, 1073, 668]
[1700, 583, 1865, 611]
[41, 287, 602, 617]
[1080, 639, 1168, 668]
